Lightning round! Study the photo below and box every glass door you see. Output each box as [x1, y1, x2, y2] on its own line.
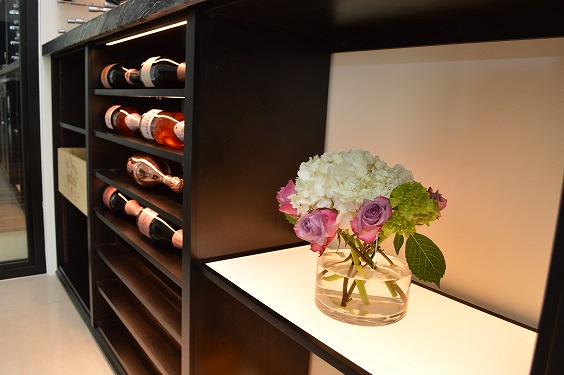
[0, 0, 45, 279]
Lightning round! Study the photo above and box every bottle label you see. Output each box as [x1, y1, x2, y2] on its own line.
[100, 63, 118, 89]
[174, 121, 185, 142]
[125, 112, 141, 131]
[140, 56, 160, 88]
[177, 63, 186, 82]
[124, 68, 140, 85]
[137, 207, 159, 239]
[139, 109, 162, 140]
[104, 105, 121, 129]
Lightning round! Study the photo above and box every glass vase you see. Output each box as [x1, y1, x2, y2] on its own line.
[315, 249, 411, 326]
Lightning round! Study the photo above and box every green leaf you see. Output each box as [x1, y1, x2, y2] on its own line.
[284, 213, 298, 225]
[393, 233, 404, 255]
[405, 233, 446, 288]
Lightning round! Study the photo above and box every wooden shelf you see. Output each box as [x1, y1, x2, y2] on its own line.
[93, 88, 185, 98]
[98, 279, 181, 375]
[93, 130, 184, 163]
[98, 320, 154, 375]
[95, 208, 182, 287]
[96, 169, 183, 227]
[59, 122, 86, 135]
[98, 244, 181, 345]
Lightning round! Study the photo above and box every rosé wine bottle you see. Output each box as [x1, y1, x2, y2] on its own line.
[139, 109, 184, 149]
[126, 154, 183, 193]
[104, 105, 141, 135]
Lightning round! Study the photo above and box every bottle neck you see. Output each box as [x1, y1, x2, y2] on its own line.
[124, 200, 143, 217]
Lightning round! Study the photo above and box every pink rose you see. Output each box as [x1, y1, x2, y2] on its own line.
[276, 180, 298, 217]
[428, 187, 447, 211]
[350, 197, 392, 243]
[294, 209, 338, 255]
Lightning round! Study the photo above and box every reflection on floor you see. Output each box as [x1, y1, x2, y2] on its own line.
[0, 274, 114, 374]
[0, 231, 27, 262]
[0, 168, 27, 262]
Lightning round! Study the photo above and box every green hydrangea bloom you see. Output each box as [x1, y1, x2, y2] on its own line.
[382, 182, 439, 237]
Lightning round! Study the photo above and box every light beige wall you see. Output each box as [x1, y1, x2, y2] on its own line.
[325, 38, 564, 328]
[40, 2, 102, 44]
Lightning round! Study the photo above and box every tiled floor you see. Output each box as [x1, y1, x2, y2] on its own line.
[0, 274, 114, 374]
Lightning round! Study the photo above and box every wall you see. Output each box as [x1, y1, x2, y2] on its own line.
[325, 38, 564, 328]
[39, 2, 106, 273]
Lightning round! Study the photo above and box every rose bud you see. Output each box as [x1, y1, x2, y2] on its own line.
[276, 180, 298, 217]
[350, 197, 392, 243]
[294, 209, 338, 255]
[428, 187, 447, 211]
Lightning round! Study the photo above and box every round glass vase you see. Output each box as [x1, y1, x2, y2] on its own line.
[315, 249, 412, 326]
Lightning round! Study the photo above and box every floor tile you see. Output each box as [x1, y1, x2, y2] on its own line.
[0, 274, 114, 374]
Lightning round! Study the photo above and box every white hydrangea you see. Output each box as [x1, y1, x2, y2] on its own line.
[290, 150, 414, 225]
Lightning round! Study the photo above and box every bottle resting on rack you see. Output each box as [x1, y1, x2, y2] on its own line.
[125, 198, 183, 250]
[140, 56, 186, 88]
[100, 63, 141, 88]
[105, 105, 141, 135]
[103, 185, 136, 216]
[140, 109, 184, 149]
[126, 154, 183, 193]
[102, 186, 183, 249]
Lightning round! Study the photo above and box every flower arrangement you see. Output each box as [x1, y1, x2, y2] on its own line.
[276, 150, 447, 289]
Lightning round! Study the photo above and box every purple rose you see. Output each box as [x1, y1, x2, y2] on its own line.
[294, 209, 338, 255]
[428, 187, 447, 211]
[276, 180, 298, 217]
[350, 197, 392, 243]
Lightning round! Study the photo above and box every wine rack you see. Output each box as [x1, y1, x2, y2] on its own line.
[45, 0, 564, 374]
[88, 18, 187, 374]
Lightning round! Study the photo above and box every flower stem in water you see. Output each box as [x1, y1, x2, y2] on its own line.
[385, 280, 408, 303]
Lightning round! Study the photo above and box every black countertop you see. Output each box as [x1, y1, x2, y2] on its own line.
[42, 0, 204, 55]
[44, 0, 564, 55]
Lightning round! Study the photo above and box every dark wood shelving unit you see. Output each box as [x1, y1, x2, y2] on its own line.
[45, 0, 564, 374]
[98, 279, 181, 374]
[98, 320, 155, 375]
[97, 244, 181, 339]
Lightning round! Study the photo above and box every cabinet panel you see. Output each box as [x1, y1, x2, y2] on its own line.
[189, 14, 330, 259]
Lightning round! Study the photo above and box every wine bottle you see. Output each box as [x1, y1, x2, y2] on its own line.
[102, 185, 138, 216]
[139, 109, 184, 149]
[126, 154, 183, 193]
[124, 200, 183, 249]
[103, 186, 183, 249]
[100, 63, 141, 88]
[105, 105, 141, 135]
[140, 56, 186, 88]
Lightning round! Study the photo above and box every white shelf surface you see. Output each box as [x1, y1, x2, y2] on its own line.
[206, 246, 537, 375]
